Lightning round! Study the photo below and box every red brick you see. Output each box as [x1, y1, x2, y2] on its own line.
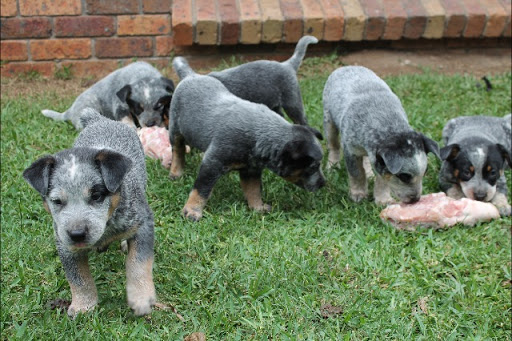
[239, 0, 262, 44]
[142, 0, 172, 13]
[31, 39, 92, 61]
[1, 0, 17, 17]
[482, 0, 508, 37]
[19, 0, 81, 16]
[219, 0, 240, 44]
[440, 0, 466, 37]
[300, 0, 324, 39]
[156, 35, 174, 56]
[55, 16, 114, 37]
[60, 60, 120, 78]
[500, 0, 511, 37]
[1, 41, 28, 61]
[318, 0, 344, 41]
[172, 0, 194, 45]
[86, 0, 138, 14]
[340, 0, 366, 41]
[1, 61, 55, 78]
[402, 0, 427, 39]
[360, 0, 385, 40]
[95, 37, 153, 58]
[381, 0, 406, 40]
[195, 0, 218, 44]
[118, 15, 171, 36]
[280, 0, 304, 42]
[1, 18, 52, 39]
[462, 0, 486, 37]
[259, 0, 282, 43]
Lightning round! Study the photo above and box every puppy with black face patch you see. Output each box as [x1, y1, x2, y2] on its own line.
[170, 57, 326, 221]
[323, 66, 440, 204]
[23, 109, 156, 318]
[439, 114, 511, 216]
[42, 62, 174, 129]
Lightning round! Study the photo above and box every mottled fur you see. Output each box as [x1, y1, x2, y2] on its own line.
[323, 66, 440, 204]
[208, 36, 318, 126]
[42, 62, 174, 129]
[439, 114, 511, 216]
[170, 57, 325, 221]
[23, 109, 156, 317]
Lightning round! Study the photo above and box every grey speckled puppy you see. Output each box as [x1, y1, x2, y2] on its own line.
[42, 61, 174, 129]
[170, 57, 325, 221]
[23, 109, 156, 318]
[208, 36, 318, 126]
[439, 114, 511, 216]
[323, 66, 440, 204]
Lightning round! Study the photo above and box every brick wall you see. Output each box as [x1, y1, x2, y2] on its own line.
[1, 0, 511, 78]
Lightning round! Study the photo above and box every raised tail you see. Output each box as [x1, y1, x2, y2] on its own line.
[41, 109, 67, 121]
[172, 57, 196, 80]
[283, 35, 319, 72]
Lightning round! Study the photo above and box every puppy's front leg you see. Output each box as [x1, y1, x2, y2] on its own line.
[344, 151, 368, 202]
[324, 119, 341, 169]
[445, 184, 465, 199]
[492, 176, 511, 216]
[59, 248, 98, 318]
[239, 169, 271, 212]
[183, 157, 226, 221]
[374, 174, 395, 205]
[125, 219, 156, 316]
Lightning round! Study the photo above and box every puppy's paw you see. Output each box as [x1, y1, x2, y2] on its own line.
[375, 195, 395, 206]
[128, 294, 156, 317]
[350, 190, 368, 202]
[253, 203, 272, 213]
[497, 203, 511, 217]
[169, 171, 183, 180]
[183, 206, 202, 221]
[326, 160, 340, 171]
[67, 300, 96, 319]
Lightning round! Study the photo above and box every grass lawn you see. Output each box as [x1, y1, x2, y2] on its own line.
[1, 57, 511, 340]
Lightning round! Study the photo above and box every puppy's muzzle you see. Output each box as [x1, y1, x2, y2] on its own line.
[67, 223, 89, 244]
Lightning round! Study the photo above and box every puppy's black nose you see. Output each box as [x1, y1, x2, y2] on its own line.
[474, 193, 487, 201]
[145, 120, 157, 127]
[68, 228, 88, 242]
[407, 195, 420, 204]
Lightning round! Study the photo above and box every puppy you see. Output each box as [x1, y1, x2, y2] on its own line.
[323, 66, 440, 204]
[170, 57, 326, 221]
[439, 114, 511, 216]
[23, 109, 156, 317]
[208, 36, 318, 126]
[42, 62, 174, 129]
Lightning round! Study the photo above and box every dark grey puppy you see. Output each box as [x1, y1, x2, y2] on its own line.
[208, 36, 318, 126]
[439, 114, 511, 216]
[42, 61, 174, 129]
[170, 57, 325, 221]
[323, 66, 440, 204]
[23, 109, 156, 318]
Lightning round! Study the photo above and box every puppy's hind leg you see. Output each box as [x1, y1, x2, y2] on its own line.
[344, 151, 368, 202]
[239, 169, 271, 212]
[169, 134, 186, 180]
[324, 117, 341, 170]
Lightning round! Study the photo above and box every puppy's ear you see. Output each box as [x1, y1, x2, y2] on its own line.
[440, 144, 460, 161]
[160, 77, 175, 93]
[95, 150, 132, 193]
[308, 127, 324, 140]
[116, 85, 132, 103]
[497, 144, 511, 167]
[422, 135, 440, 159]
[23, 155, 56, 197]
[377, 149, 403, 175]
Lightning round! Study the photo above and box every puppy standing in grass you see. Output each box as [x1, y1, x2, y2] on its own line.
[323, 66, 440, 204]
[439, 114, 511, 216]
[42, 61, 174, 129]
[208, 36, 318, 126]
[23, 109, 156, 317]
[170, 57, 326, 221]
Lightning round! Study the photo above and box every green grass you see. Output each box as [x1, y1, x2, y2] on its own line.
[1, 60, 511, 340]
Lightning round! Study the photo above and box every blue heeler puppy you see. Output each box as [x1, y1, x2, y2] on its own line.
[439, 114, 511, 216]
[42, 61, 174, 129]
[23, 109, 156, 318]
[323, 66, 440, 204]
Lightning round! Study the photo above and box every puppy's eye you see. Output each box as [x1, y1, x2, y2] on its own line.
[90, 192, 105, 203]
[154, 103, 163, 110]
[396, 173, 412, 183]
[51, 198, 64, 206]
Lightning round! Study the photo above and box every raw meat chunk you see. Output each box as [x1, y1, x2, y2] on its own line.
[138, 127, 172, 169]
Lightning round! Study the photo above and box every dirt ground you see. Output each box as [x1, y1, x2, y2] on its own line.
[1, 47, 510, 99]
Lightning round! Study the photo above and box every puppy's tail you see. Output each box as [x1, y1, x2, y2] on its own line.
[283, 35, 318, 72]
[79, 108, 105, 128]
[172, 57, 196, 80]
[41, 109, 68, 121]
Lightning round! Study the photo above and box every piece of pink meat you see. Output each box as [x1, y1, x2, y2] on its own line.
[380, 192, 500, 230]
[138, 127, 172, 169]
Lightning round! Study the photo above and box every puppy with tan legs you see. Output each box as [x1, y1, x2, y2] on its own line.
[170, 57, 325, 221]
[323, 66, 440, 205]
[23, 109, 156, 318]
[439, 114, 511, 216]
